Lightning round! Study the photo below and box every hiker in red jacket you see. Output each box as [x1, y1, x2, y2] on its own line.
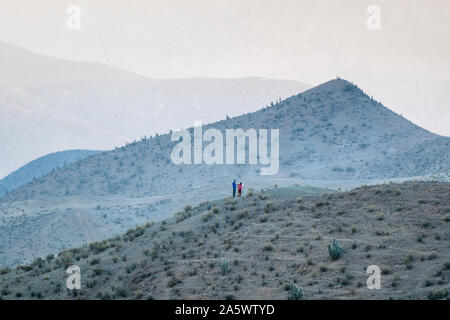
[237, 182, 243, 197]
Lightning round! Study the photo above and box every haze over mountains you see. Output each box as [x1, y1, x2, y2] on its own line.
[2, 0, 449, 137]
[1, 77, 449, 266]
[0, 41, 310, 178]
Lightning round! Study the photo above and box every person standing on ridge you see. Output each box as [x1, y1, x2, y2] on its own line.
[232, 179, 237, 197]
[238, 182, 243, 197]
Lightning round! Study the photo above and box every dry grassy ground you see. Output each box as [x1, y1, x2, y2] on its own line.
[0, 181, 449, 300]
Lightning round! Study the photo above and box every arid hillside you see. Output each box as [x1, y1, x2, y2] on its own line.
[4, 78, 449, 203]
[0, 181, 448, 300]
[1, 78, 449, 267]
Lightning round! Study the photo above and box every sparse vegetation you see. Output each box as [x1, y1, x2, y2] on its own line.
[0, 181, 448, 300]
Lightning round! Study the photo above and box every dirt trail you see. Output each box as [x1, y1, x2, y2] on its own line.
[75, 210, 97, 243]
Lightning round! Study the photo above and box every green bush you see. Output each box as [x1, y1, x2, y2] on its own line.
[328, 239, 342, 260]
[290, 283, 303, 300]
[220, 258, 229, 276]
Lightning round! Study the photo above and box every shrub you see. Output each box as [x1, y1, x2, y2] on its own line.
[202, 212, 214, 222]
[258, 194, 268, 200]
[220, 258, 229, 276]
[237, 210, 248, 220]
[167, 276, 182, 288]
[92, 268, 103, 276]
[18, 265, 33, 272]
[328, 239, 342, 260]
[1, 288, 11, 296]
[126, 263, 138, 274]
[176, 210, 191, 222]
[427, 289, 448, 300]
[114, 287, 128, 298]
[264, 203, 274, 213]
[0, 267, 11, 275]
[290, 283, 304, 300]
[315, 201, 325, 207]
[134, 290, 143, 299]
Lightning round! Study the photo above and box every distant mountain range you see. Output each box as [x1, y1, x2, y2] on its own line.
[0, 150, 101, 198]
[0, 78, 448, 266]
[0, 40, 310, 178]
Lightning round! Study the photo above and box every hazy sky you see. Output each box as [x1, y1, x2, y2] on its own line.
[1, 0, 449, 135]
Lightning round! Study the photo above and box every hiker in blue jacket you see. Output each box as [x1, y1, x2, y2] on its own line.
[232, 179, 237, 197]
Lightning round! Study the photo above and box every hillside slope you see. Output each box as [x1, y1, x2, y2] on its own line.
[0, 150, 101, 198]
[0, 40, 310, 178]
[0, 181, 448, 300]
[0, 78, 449, 267]
[4, 78, 449, 202]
